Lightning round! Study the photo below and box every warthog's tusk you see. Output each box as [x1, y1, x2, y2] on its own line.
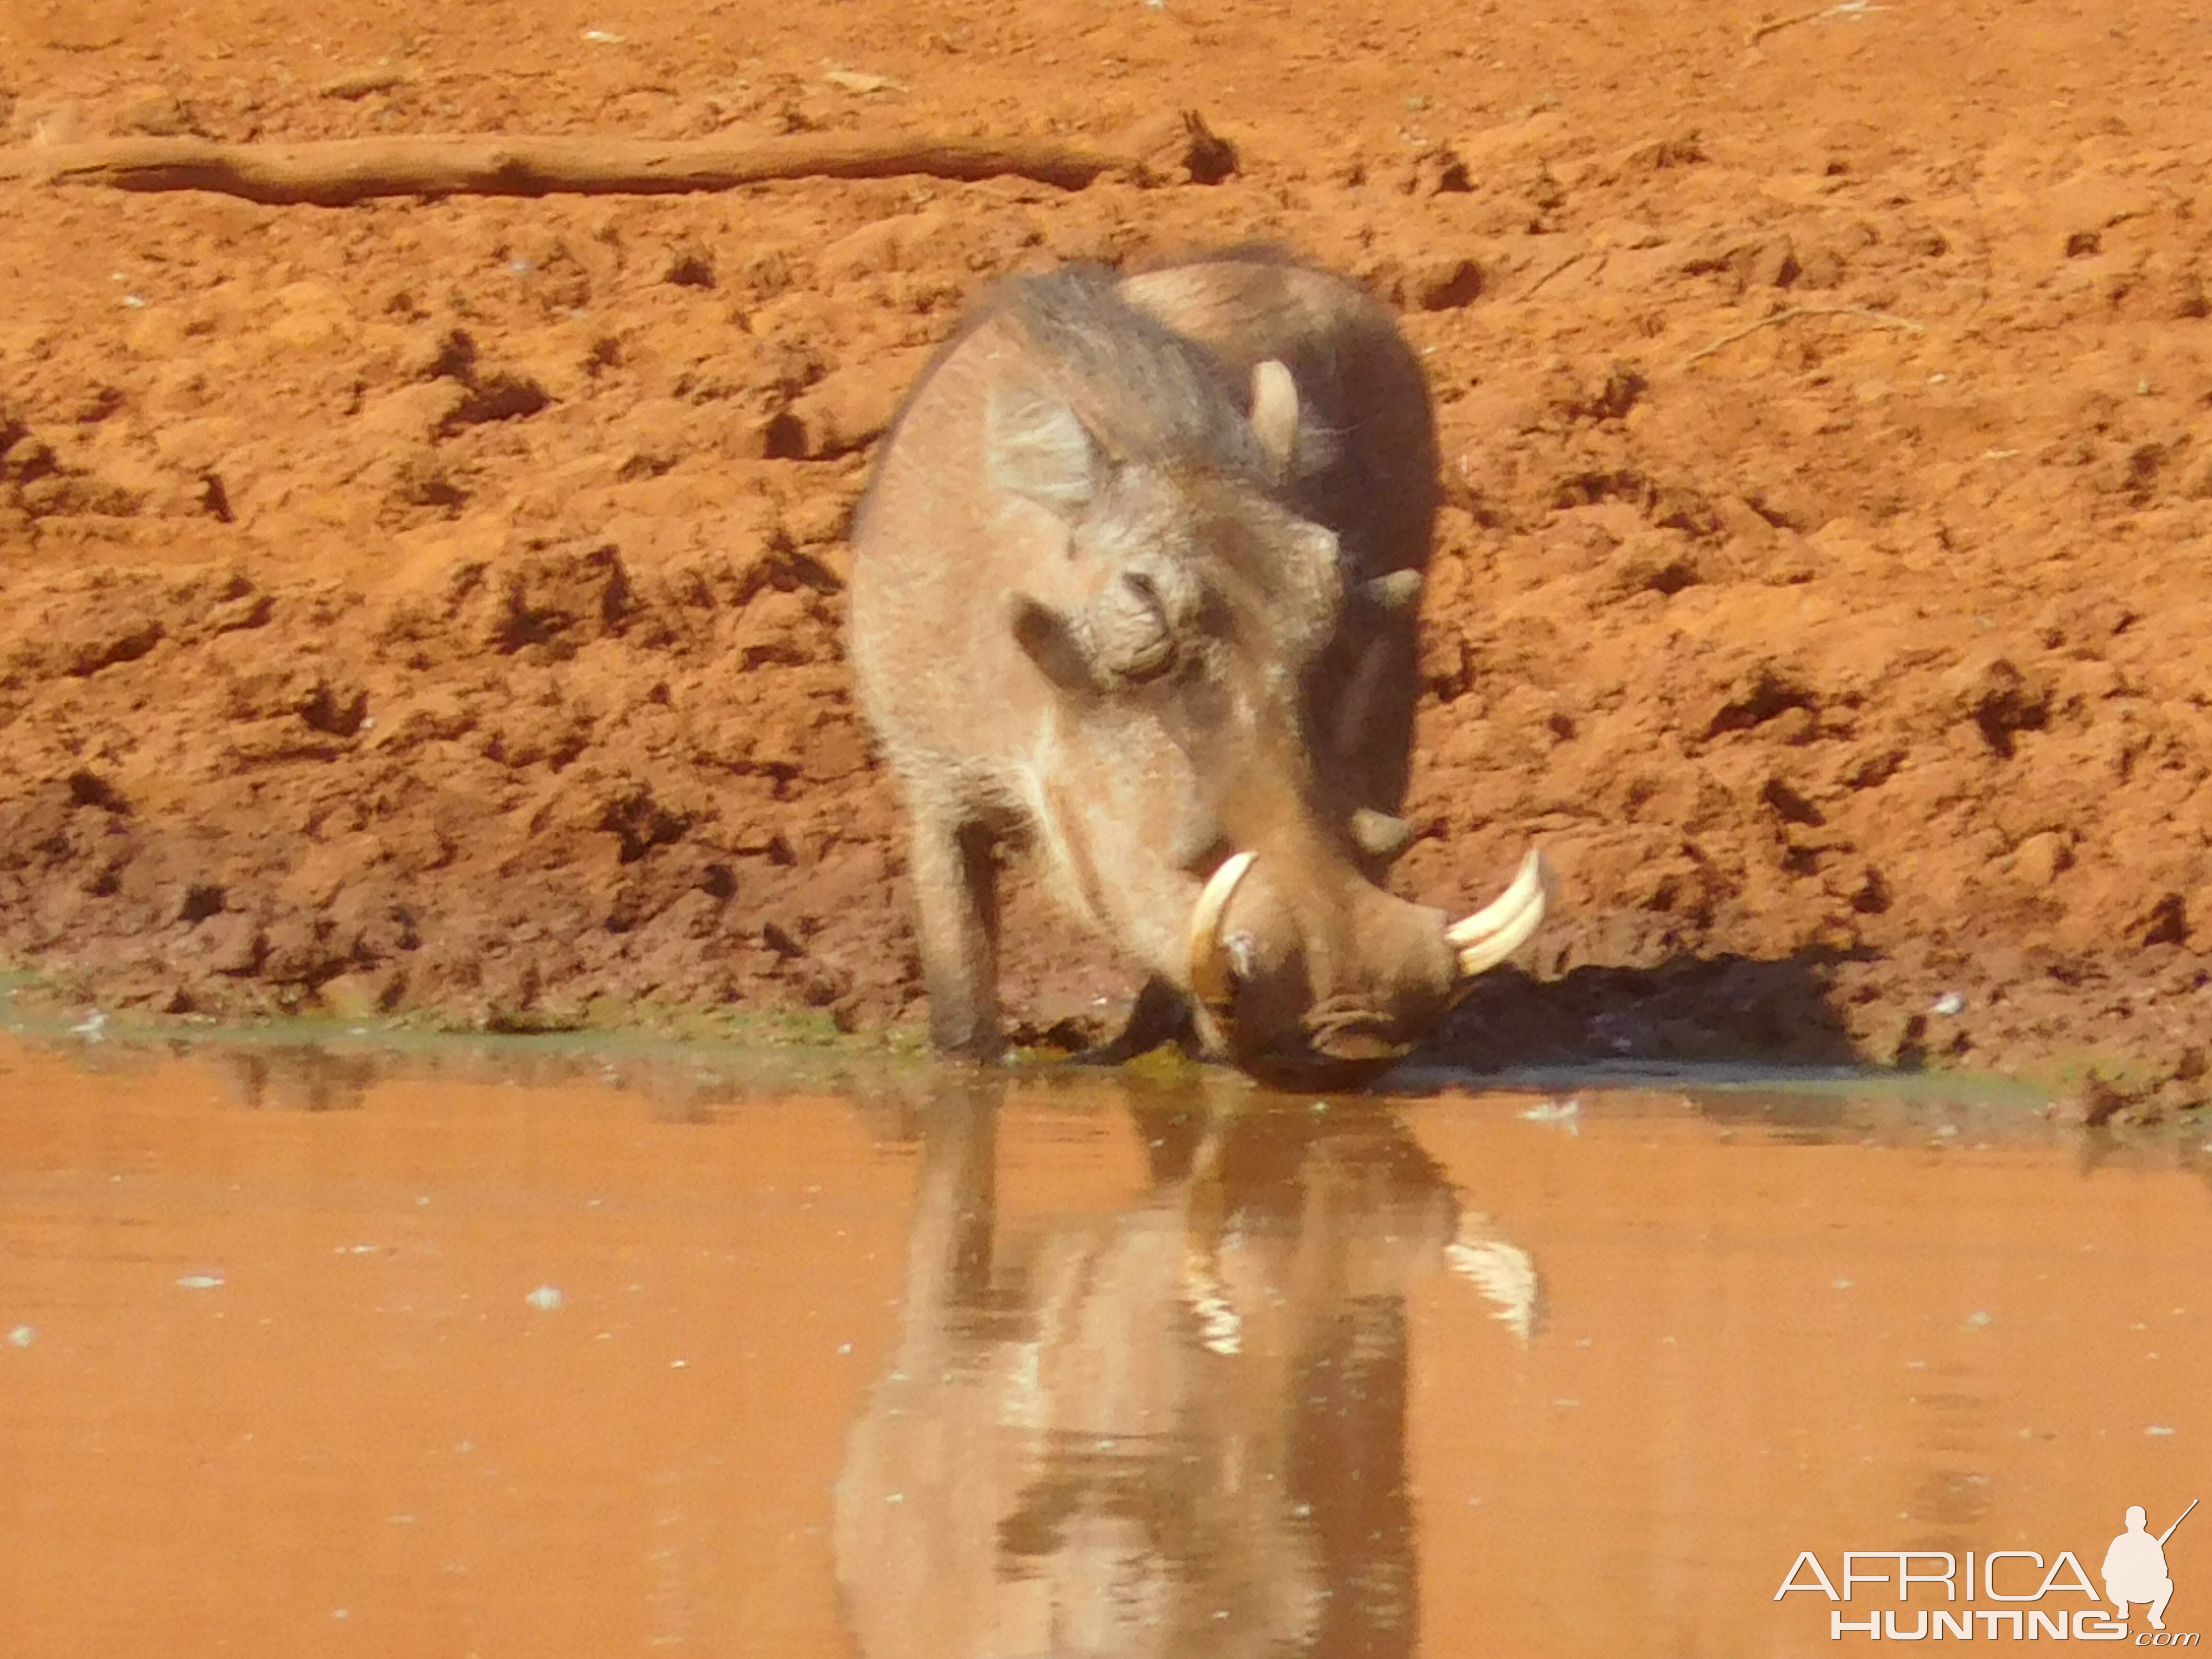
[1187, 850, 1258, 1007]
[1446, 849, 1551, 976]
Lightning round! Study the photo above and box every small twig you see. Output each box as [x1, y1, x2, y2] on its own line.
[1749, 0, 1886, 46]
[1682, 303, 1925, 369]
[1522, 249, 1604, 299]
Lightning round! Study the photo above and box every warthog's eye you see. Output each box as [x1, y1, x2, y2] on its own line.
[1094, 570, 1175, 685]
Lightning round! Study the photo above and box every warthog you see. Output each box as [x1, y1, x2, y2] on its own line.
[849, 252, 1547, 1081]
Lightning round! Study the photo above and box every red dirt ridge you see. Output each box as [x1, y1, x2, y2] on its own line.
[2, 0, 2208, 1110]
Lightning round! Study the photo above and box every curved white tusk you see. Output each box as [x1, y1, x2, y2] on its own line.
[1447, 849, 1552, 976]
[1186, 851, 1257, 1008]
[1444, 849, 1547, 948]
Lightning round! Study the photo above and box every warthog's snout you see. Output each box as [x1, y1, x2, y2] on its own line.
[1184, 847, 1552, 1083]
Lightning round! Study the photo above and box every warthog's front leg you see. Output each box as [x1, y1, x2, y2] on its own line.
[1082, 974, 1202, 1065]
[908, 804, 1004, 1058]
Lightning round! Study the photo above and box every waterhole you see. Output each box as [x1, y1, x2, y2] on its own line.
[0, 1029, 2203, 1657]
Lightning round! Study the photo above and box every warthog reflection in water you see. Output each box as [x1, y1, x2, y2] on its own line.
[833, 1082, 1540, 1659]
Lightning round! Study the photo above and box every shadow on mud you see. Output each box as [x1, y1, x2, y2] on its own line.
[1426, 948, 1867, 1074]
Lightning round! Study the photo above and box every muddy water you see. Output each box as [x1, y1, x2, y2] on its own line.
[0, 1033, 2204, 1659]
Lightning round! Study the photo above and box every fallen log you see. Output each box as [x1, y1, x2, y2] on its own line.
[0, 130, 1151, 204]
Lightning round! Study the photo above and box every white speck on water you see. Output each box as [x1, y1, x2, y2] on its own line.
[120, 294, 147, 309]
[72, 1010, 108, 1040]
[1834, 1278, 1854, 1290]
[582, 27, 625, 42]
[416, 1195, 432, 1207]
[7, 1324, 33, 1348]
[1554, 1397, 1581, 1408]
[1519, 1096, 1581, 1131]
[333, 1609, 349, 1620]
[507, 258, 535, 275]
[1963, 1310, 1993, 1329]
[885, 1491, 905, 1504]
[524, 1285, 565, 1311]
[2147, 1425, 2177, 1437]
[669, 1358, 688, 1369]
[456, 1441, 473, 1454]
[177, 1273, 226, 1291]
[1932, 991, 1967, 1017]
[837, 1342, 853, 1355]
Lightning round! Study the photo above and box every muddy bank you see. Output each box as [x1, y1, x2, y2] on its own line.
[2, 0, 2209, 1110]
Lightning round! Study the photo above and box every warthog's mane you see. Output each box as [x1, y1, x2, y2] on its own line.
[860, 261, 1285, 518]
[997, 268, 1273, 481]
[858, 262, 1346, 681]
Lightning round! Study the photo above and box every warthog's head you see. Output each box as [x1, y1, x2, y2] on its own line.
[985, 280, 1548, 1084]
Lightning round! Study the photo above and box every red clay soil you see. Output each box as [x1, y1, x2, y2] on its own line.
[2, 0, 2209, 1111]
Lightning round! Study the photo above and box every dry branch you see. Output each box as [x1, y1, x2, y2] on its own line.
[0, 130, 1153, 204]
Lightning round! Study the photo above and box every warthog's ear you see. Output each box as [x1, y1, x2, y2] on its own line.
[986, 384, 1099, 517]
[1249, 359, 1300, 476]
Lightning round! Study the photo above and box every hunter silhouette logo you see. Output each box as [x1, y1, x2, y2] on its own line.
[1777, 1498, 2199, 1642]
[2107, 1502, 2195, 1632]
